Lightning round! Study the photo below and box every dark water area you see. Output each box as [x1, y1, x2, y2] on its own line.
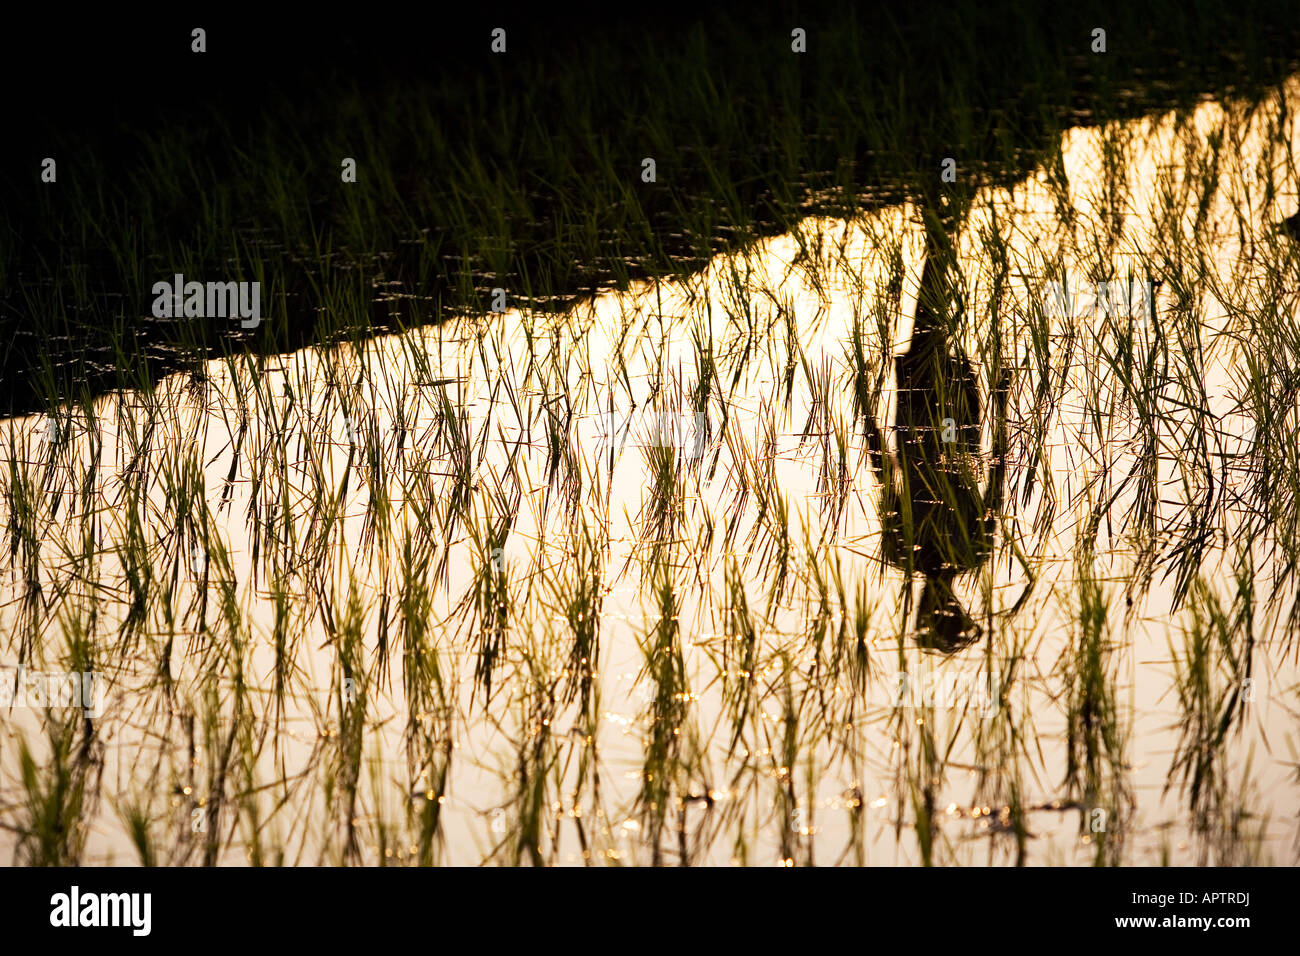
[2, 2, 1298, 418]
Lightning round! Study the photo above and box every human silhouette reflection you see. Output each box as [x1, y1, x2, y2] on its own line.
[865, 197, 1008, 653]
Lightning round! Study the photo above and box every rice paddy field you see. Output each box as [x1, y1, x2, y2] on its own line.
[2, 6, 1300, 869]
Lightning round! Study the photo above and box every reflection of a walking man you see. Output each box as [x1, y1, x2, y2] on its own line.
[865, 194, 1009, 653]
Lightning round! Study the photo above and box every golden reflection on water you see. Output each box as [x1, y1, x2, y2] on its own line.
[2, 79, 1300, 865]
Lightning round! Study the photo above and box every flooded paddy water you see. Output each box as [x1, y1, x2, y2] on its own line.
[3, 78, 1300, 866]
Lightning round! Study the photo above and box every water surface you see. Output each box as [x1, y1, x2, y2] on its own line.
[2, 80, 1299, 865]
